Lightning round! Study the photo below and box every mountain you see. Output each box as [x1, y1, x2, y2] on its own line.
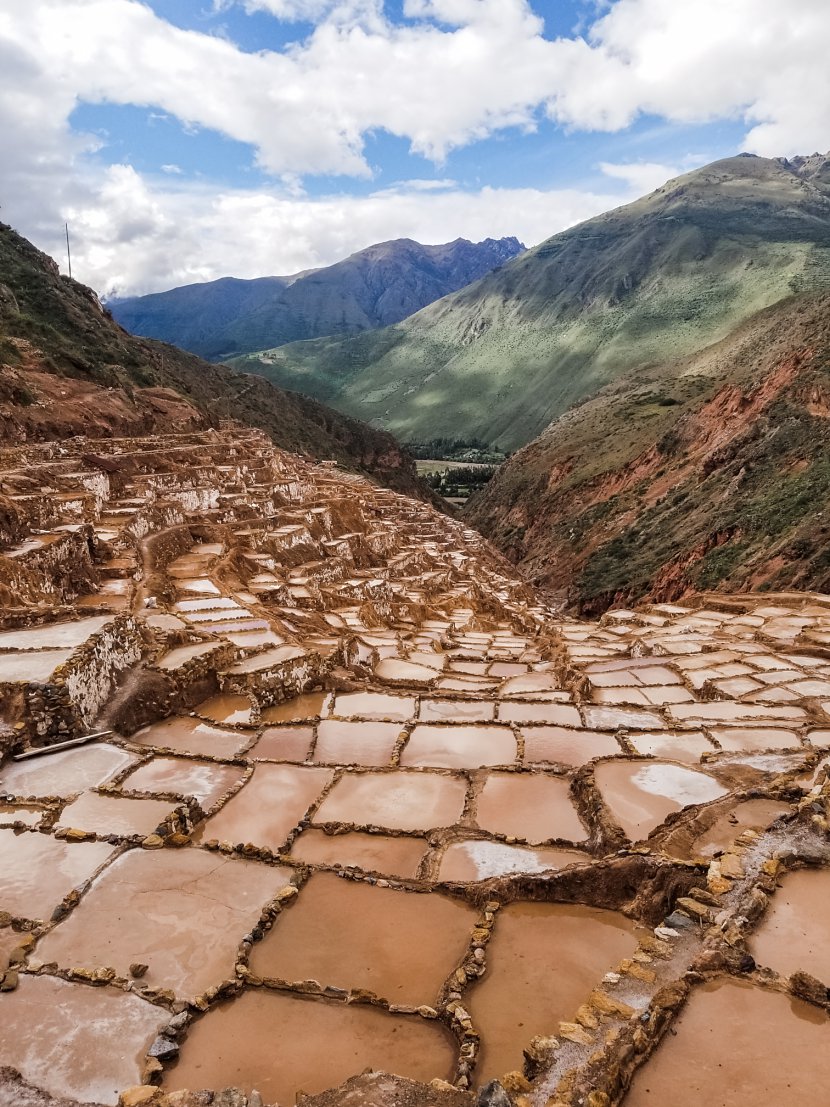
[235, 153, 830, 449]
[0, 222, 430, 498]
[467, 292, 830, 612]
[109, 236, 525, 361]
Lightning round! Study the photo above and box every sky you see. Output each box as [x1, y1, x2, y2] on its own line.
[0, 0, 828, 297]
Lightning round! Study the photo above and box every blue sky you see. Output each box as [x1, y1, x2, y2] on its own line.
[70, 0, 748, 198]
[1, 0, 826, 294]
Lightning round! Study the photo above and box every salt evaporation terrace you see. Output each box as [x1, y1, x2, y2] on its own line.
[0, 427, 829, 1107]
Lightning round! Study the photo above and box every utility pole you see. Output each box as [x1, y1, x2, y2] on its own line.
[65, 222, 72, 280]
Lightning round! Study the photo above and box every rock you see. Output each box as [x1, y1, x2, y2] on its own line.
[130, 962, 150, 978]
[501, 1071, 531, 1095]
[587, 1094, 611, 1107]
[675, 897, 712, 922]
[558, 1021, 594, 1045]
[663, 911, 696, 931]
[589, 990, 635, 1019]
[213, 1091, 247, 1107]
[148, 1035, 179, 1062]
[790, 971, 830, 1006]
[0, 968, 19, 991]
[142, 834, 164, 850]
[143, 1057, 164, 1082]
[476, 1082, 512, 1107]
[119, 1088, 158, 1107]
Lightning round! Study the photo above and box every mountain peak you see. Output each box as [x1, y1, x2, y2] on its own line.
[110, 234, 525, 361]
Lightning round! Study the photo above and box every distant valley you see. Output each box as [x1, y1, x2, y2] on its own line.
[236, 154, 830, 453]
[109, 236, 525, 361]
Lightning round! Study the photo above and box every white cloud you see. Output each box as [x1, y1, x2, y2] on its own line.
[0, 0, 827, 295]
[63, 168, 647, 296]
[598, 158, 706, 195]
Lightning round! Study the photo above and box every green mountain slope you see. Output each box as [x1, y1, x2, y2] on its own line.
[234, 153, 830, 450]
[467, 292, 830, 611]
[109, 236, 524, 361]
[0, 222, 430, 498]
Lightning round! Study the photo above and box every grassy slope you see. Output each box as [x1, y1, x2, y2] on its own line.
[233, 155, 830, 450]
[467, 294, 830, 611]
[0, 223, 430, 499]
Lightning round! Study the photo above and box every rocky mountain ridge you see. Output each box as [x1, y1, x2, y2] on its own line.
[239, 153, 830, 450]
[110, 236, 525, 361]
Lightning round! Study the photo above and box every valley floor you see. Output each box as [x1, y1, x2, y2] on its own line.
[0, 427, 828, 1107]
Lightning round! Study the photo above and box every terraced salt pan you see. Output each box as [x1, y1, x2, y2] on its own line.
[56, 791, 174, 837]
[132, 717, 247, 759]
[331, 692, 416, 720]
[0, 802, 43, 827]
[166, 989, 457, 1102]
[0, 743, 134, 798]
[0, 615, 110, 651]
[0, 648, 74, 682]
[247, 726, 314, 761]
[522, 727, 621, 767]
[627, 731, 716, 763]
[438, 839, 587, 882]
[498, 701, 581, 726]
[196, 763, 333, 851]
[0, 975, 161, 1105]
[157, 642, 219, 671]
[250, 872, 476, 1004]
[226, 629, 285, 648]
[750, 866, 830, 982]
[289, 829, 426, 878]
[0, 829, 113, 920]
[594, 760, 728, 841]
[475, 773, 586, 843]
[261, 690, 329, 722]
[37, 849, 293, 999]
[419, 698, 496, 722]
[314, 771, 467, 832]
[313, 720, 401, 766]
[624, 979, 830, 1106]
[469, 902, 637, 1082]
[683, 798, 792, 859]
[708, 727, 802, 752]
[176, 578, 221, 595]
[119, 757, 245, 810]
[400, 724, 517, 769]
[194, 694, 254, 726]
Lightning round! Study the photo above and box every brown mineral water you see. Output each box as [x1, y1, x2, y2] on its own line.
[166, 989, 457, 1101]
[313, 770, 467, 832]
[750, 866, 830, 982]
[289, 828, 426, 877]
[195, 763, 333, 851]
[0, 830, 113, 920]
[37, 850, 292, 999]
[624, 978, 830, 1106]
[474, 772, 586, 843]
[469, 902, 637, 1081]
[400, 723, 517, 769]
[249, 871, 476, 1004]
[593, 760, 727, 840]
[0, 975, 161, 1105]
